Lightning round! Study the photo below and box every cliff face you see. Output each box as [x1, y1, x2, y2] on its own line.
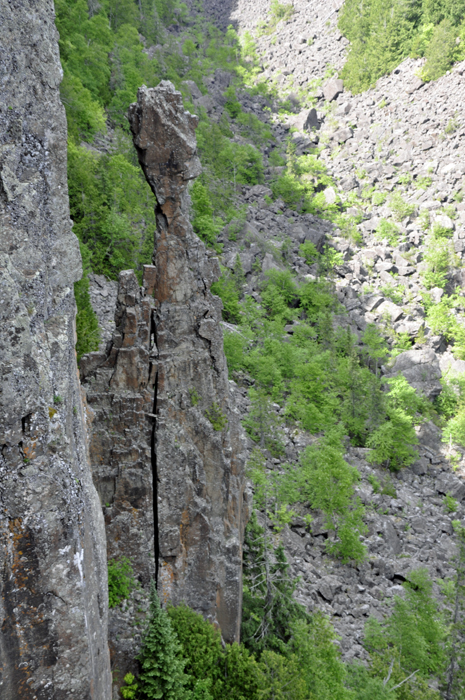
[0, 1, 111, 697]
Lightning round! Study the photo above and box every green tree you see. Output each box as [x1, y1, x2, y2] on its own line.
[138, 583, 191, 700]
[278, 432, 367, 562]
[191, 180, 223, 246]
[74, 240, 100, 362]
[422, 19, 457, 80]
[243, 388, 285, 457]
[241, 511, 310, 657]
[443, 522, 465, 700]
[291, 616, 352, 700]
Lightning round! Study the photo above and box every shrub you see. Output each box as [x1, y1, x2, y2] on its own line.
[389, 192, 415, 222]
[422, 237, 456, 289]
[374, 219, 400, 246]
[167, 604, 223, 697]
[366, 375, 426, 470]
[365, 568, 447, 679]
[223, 86, 242, 119]
[191, 180, 223, 246]
[211, 273, 242, 323]
[205, 402, 228, 431]
[108, 557, 136, 608]
[120, 673, 138, 699]
[279, 432, 367, 562]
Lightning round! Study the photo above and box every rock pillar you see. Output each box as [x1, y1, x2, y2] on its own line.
[128, 82, 248, 642]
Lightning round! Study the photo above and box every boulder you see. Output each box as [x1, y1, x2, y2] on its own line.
[323, 78, 344, 102]
[384, 348, 442, 399]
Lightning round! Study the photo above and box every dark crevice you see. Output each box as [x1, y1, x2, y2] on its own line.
[150, 310, 160, 588]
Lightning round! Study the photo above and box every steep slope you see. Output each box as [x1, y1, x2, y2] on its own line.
[0, 0, 111, 697]
[183, 0, 465, 666]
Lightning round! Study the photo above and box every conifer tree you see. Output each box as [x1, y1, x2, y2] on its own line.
[444, 522, 465, 700]
[241, 510, 309, 657]
[137, 582, 190, 700]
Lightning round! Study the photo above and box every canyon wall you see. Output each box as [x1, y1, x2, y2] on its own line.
[0, 1, 111, 697]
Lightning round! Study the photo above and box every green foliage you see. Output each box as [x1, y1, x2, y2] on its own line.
[271, 153, 336, 215]
[189, 388, 201, 406]
[205, 402, 228, 431]
[416, 175, 433, 190]
[374, 219, 401, 246]
[425, 292, 465, 346]
[138, 583, 190, 700]
[191, 180, 223, 246]
[290, 616, 352, 700]
[444, 493, 458, 512]
[372, 189, 388, 205]
[75, 241, 100, 362]
[443, 521, 465, 700]
[365, 568, 447, 681]
[339, 0, 465, 92]
[381, 282, 404, 306]
[241, 511, 310, 656]
[121, 673, 139, 699]
[257, 0, 295, 36]
[67, 141, 155, 280]
[422, 236, 457, 289]
[422, 19, 457, 81]
[60, 72, 107, 142]
[167, 604, 222, 698]
[257, 650, 307, 700]
[442, 376, 465, 446]
[108, 557, 136, 608]
[224, 85, 242, 118]
[168, 603, 262, 700]
[367, 375, 427, 470]
[278, 432, 367, 562]
[223, 331, 247, 374]
[211, 272, 242, 323]
[389, 192, 416, 222]
[243, 389, 285, 457]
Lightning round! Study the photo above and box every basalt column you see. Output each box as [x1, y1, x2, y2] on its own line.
[0, 0, 111, 698]
[129, 82, 247, 642]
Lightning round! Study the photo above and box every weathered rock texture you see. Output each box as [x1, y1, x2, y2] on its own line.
[129, 82, 248, 642]
[80, 267, 157, 684]
[81, 80, 247, 668]
[0, 1, 111, 697]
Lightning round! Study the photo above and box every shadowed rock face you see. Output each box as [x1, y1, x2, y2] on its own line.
[0, 1, 111, 698]
[80, 267, 157, 684]
[127, 82, 248, 642]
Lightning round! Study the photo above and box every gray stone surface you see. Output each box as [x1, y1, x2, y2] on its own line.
[81, 267, 157, 688]
[129, 82, 248, 643]
[84, 83, 250, 652]
[0, 0, 111, 697]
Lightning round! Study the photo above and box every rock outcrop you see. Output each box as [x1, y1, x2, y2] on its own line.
[80, 267, 157, 682]
[81, 80, 247, 663]
[130, 82, 247, 642]
[0, 0, 111, 697]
